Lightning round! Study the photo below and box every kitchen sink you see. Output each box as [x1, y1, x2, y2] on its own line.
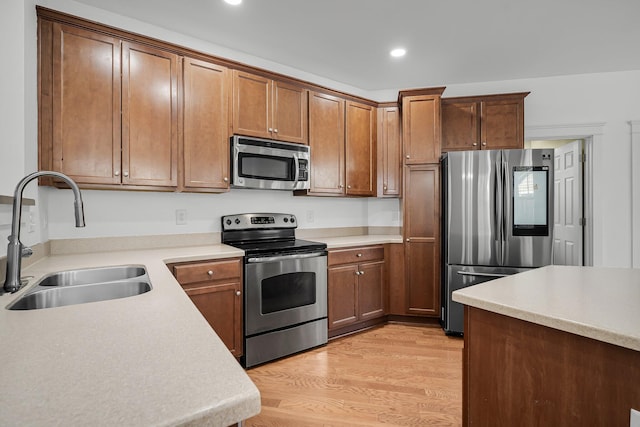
[37, 265, 147, 287]
[7, 265, 152, 310]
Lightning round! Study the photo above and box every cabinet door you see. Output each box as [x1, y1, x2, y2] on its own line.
[272, 81, 308, 144]
[51, 23, 121, 184]
[328, 264, 358, 330]
[232, 70, 271, 139]
[121, 42, 178, 187]
[308, 91, 345, 195]
[402, 95, 441, 164]
[345, 101, 376, 196]
[404, 164, 440, 317]
[184, 282, 243, 357]
[182, 58, 230, 191]
[358, 260, 385, 321]
[378, 106, 401, 197]
[480, 98, 524, 150]
[442, 101, 480, 152]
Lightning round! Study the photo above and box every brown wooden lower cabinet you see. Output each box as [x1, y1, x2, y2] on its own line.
[168, 258, 243, 357]
[327, 245, 386, 337]
[464, 306, 640, 426]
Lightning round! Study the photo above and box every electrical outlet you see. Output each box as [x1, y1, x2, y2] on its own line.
[175, 209, 187, 225]
[306, 210, 314, 223]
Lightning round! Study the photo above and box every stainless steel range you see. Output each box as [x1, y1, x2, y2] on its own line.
[221, 213, 328, 368]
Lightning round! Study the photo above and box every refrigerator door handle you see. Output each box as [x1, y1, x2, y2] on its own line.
[501, 159, 508, 242]
[493, 160, 501, 241]
[456, 271, 510, 278]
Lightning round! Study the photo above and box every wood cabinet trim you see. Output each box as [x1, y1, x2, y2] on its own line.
[36, 6, 378, 108]
[441, 91, 530, 104]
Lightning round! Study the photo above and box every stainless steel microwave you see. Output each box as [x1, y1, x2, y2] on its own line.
[231, 135, 310, 190]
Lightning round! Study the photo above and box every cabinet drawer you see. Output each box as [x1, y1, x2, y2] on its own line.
[328, 246, 384, 266]
[172, 258, 241, 285]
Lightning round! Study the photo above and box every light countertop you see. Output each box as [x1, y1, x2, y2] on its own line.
[0, 234, 401, 425]
[452, 265, 640, 352]
[0, 244, 259, 427]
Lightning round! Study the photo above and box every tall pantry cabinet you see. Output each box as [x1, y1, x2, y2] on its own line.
[396, 88, 445, 318]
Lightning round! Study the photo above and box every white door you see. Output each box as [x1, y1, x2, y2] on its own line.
[553, 140, 583, 265]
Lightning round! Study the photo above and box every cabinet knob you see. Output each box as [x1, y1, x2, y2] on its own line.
[359, 270, 365, 275]
[123, 171, 129, 177]
[338, 184, 344, 189]
[405, 155, 410, 159]
[356, 253, 362, 257]
[274, 128, 278, 133]
[236, 290, 241, 296]
[355, 271, 361, 275]
[114, 171, 120, 177]
[207, 270, 214, 276]
[482, 142, 487, 146]
[406, 238, 410, 242]
[268, 127, 273, 132]
[223, 177, 229, 182]
[472, 142, 478, 146]
[383, 185, 388, 191]
[347, 185, 351, 189]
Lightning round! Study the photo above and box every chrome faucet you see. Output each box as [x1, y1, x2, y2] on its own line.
[3, 171, 85, 294]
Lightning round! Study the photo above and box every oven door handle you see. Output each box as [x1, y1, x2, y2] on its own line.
[246, 251, 326, 263]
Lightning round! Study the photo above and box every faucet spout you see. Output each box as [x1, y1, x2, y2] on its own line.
[3, 171, 85, 294]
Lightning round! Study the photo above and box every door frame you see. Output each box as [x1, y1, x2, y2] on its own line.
[525, 122, 605, 266]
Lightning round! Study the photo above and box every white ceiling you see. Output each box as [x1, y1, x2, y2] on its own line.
[72, 0, 640, 92]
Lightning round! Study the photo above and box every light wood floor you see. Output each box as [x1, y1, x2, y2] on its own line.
[245, 323, 464, 427]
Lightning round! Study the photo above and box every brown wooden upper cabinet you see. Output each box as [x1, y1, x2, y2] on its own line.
[400, 88, 445, 164]
[182, 58, 231, 192]
[232, 70, 308, 144]
[39, 21, 179, 189]
[304, 91, 376, 197]
[441, 92, 529, 152]
[377, 105, 401, 197]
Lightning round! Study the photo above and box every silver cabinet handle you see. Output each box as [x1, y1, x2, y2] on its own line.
[207, 270, 214, 276]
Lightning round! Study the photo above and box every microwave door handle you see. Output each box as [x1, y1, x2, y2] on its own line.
[293, 155, 300, 185]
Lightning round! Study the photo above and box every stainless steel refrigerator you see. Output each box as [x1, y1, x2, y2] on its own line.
[441, 149, 554, 335]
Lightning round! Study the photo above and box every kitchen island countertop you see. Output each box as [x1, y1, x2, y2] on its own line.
[0, 244, 259, 426]
[452, 265, 640, 351]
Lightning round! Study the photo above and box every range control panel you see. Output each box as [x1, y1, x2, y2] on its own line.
[221, 213, 297, 231]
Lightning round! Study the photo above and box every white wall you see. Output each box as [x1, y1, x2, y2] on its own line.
[2, 0, 638, 268]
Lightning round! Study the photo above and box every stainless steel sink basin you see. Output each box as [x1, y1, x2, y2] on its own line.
[37, 265, 147, 287]
[7, 265, 152, 310]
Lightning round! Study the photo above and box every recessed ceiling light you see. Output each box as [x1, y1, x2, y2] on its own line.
[224, 0, 242, 5]
[390, 48, 407, 58]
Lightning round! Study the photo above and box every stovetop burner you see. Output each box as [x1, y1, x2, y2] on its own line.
[221, 213, 327, 257]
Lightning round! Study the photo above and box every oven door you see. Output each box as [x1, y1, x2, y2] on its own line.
[244, 251, 327, 337]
